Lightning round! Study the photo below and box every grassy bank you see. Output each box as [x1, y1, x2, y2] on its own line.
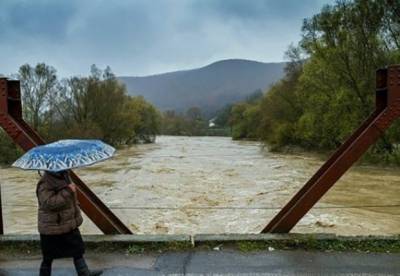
[2, 234, 400, 256]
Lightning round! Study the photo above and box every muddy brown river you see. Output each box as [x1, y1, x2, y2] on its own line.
[1, 136, 400, 235]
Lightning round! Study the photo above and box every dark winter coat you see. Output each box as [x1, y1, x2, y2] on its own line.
[36, 172, 83, 235]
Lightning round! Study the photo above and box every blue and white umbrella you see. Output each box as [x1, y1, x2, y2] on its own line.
[12, 139, 115, 172]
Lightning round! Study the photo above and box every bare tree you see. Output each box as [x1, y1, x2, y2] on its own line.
[18, 63, 58, 130]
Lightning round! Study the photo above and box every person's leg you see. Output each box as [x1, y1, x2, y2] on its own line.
[39, 257, 53, 276]
[73, 255, 88, 275]
[73, 255, 102, 276]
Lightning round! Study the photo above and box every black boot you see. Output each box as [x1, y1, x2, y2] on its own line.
[39, 267, 51, 276]
[39, 258, 52, 276]
[74, 257, 103, 276]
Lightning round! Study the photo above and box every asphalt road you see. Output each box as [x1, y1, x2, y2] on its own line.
[1, 249, 400, 275]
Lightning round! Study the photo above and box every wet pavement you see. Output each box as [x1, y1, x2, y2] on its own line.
[1, 250, 400, 275]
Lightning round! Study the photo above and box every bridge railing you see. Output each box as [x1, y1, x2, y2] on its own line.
[1, 66, 399, 235]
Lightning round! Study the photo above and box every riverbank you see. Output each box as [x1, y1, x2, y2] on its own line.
[266, 143, 400, 168]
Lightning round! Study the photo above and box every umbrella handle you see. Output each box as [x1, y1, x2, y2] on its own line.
[64, 171, 72, 184]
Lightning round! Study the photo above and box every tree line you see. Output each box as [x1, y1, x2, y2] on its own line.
[0, 64, 160, 164]
[160, 106, 231, 136]
[224, 0, 400, 164]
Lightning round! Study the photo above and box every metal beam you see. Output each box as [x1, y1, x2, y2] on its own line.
[0, 183, 3, 235]
[0, 78, 132, 234]
[262, 65, 400, 233]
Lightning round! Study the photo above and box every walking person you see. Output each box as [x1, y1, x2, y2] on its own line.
[12, 139, 116, 275]
[37, 170, 102, 276]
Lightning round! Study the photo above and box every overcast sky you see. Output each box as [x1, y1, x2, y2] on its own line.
[0, 0, 333, 77]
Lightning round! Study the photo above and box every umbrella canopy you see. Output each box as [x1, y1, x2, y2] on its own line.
[12, 139, 115, 172]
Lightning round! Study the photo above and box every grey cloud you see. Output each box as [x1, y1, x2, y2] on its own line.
[0, 0, 335, 77]
[0, 0, 78, 41]
[191, 0, 330, 21]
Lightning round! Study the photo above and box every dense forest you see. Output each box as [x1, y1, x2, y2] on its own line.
[223, 0, 400, 164]
[0, 64, 160, 164]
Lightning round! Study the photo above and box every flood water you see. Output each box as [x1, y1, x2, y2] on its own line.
[1, 136, 400, 235]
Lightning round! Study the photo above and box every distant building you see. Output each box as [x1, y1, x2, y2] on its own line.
[209, 118, 216, 128]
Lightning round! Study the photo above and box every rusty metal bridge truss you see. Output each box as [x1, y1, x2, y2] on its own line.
[0, 78, 131, 235]
[0, 65, 399, 235]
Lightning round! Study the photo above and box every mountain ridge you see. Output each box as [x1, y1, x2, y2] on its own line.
[118, 59, 286, 115]
[119, 59, 285, 78]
